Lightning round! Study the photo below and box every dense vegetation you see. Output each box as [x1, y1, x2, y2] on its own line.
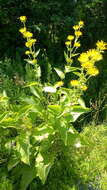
[0, 0, 107, 190]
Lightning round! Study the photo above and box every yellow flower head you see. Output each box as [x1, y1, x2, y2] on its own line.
[65, 41, 71, 46]
[19, 27, 26, 34]
[81, 61, 94, 69]
[54, 81, 64, 88]
[96, 40, 107, 51]
[19, 16, 27, 22]
[78, 21, 84, 27]
[81, 85, 87, 91]
[25, 39, 37, 48]
[70, 80, 79, 86]
[25, 51, 31, 55]
[87, 67, 99, 76]
[67, 35, 74, 41]
[87, 49, 103, 62]
[25, 41, 32, 48]
[73, 25, 79, 30]
[29, 39, 37, 43]
[78, 52, 89, 63]
[74, 42, 81, 47]
[75, 31, 82, 37]
[23, 31, 33, 38]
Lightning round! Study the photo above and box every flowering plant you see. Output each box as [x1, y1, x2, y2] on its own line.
[0, 16, 106, 189]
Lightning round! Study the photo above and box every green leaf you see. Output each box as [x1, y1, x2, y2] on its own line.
[33, 125, 54, 142]
[65, 66, 79, 73]
[78, 98, 86, 108]
[34, 49, 40, 57]
[54, 68, 65, 79]
[24, 81, 39, 87]
[8, 155, 20, 171]
[36, 153, 53, 184]
[17, 133, 30, 165]
[57, 120, 78, 146]
[48, 105, 62, 116]
[20, 165, 36, 190]
[35, 66, 41, 78]
[71, 105, 90, 122]
[73, 71, 81, 76]
[30, 86, 42, 99]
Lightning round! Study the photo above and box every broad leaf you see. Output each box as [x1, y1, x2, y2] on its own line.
[20, 165, 36, 190]
[54, 68, 65, 79]
[30, 86, 42, 99]
[36, 153, 53, 184]
[16, 133, 30, 165]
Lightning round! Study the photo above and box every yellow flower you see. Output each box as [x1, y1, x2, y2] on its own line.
[25, 41, 32, 48]
[54, 81, 64, 88]
[70, 80, 79, 86]
[75, 31, 82, 37]
[81, 85, 87, 91]
[78, 52, 89, 63]
[29, 39, 37, 43]
[67, 35, 74, 41]
[23, 31, 33, 38]
[81, 61, 94, 69]
[78, 21, 84, 27]
[19, 27, 26, 34]
[19, 16, 27, 22]
[65, 41, 71, 46]
[87, 49, 103, 61]
[25, 51, 31, 55]
[25, 39, 37, 48]
[74, 42, 81, 47]
[73, 25, 79, 30]
[96, 40, 107, 50]
[87, 67, 99, 76]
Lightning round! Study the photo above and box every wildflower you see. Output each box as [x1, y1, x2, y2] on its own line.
[19, 27, 26, 34]
[25, 39, 37, 48]
[25, 41, 32, 48]
[78, 52, 89, 63]
[19, 16, 27, 22]
[70, 80, 79, 86]
[65, 41, 71, 46]
[25, 50, 31, 55]
[81, 61, 94, 69]
[73, 25, 79, 30]
[81, 85, 87, 91]
[75, 31, 82, 37]
[23, 31, 33, 38]
[67, 35, 74, 41]
[74, 42, 81, 47]
[54, 81, 64, 88]
[87, 49, 103, 61]
[79, 21, 84, 27]
[87, 67, 99, 76]
[29, 39, 37, 43]
[96, 40, 107, 50]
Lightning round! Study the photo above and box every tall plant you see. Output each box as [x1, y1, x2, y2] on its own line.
[0, 16, 107, 190]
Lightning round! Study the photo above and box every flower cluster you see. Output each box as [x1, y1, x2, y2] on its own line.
[65, 21, 84, 48]
[65, 21, 84, 65]
[19, 16, 37, 65]
[65, 21, 107, 93]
